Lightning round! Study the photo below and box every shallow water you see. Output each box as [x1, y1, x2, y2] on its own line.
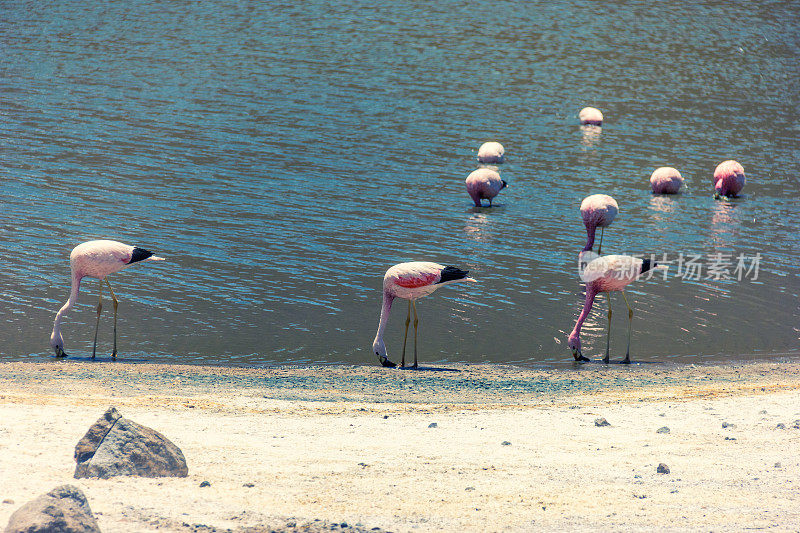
[1, 0, 798, 366]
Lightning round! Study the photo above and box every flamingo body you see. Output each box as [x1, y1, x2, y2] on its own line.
[650, 167, 684, 194]
[465, 168, 508, 207]
[50, 240, 164, 357]
[580, 194, 618, 252]
[568, 254, 663, 363]
[373, 261, 475, 368]
[713, 160, 745, 197]
[579, 107, 603, 126]
[477, 142, 505, 164]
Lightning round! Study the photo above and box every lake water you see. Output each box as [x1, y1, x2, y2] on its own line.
[1, 0, 798, 366]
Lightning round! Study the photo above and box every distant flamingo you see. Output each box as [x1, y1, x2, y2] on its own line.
[580, 194, 618, 254]
[373, 262, 476, 368]
[650, 167, 684, 194]
[477, 142, 505, 164]
[50, 240, 165, 358]
[466, 168, 508, 207]
[568, 255, 666, 363]
[579, 107, 603, 126]
[713, 160, 746, 198]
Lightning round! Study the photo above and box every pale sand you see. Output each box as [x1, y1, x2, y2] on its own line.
[1, 360, 800, 532]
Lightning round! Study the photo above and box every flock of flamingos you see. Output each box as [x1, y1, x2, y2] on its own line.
[48, 107, 748, 368]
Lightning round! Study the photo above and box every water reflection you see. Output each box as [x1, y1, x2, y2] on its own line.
[580, 125, 602, 149]
[463, 212, 496, 244]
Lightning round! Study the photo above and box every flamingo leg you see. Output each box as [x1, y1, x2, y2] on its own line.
[598, 226, 605, 254]
[92, 280, 103, 359]
[105, 278, 119, 359]
[412, 300, 419, 369]
[621, 291, 633, 364]
[400, 300, 411, 368]
[603, 292, 612, 364]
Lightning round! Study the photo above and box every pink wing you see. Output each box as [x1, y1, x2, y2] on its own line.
[394, 272, 438, 289]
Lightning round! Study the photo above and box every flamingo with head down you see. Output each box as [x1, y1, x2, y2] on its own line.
[568, 254, 666, 364]
[372, 261, 475, 369]
[580, 194, 618, 255]
[50, 239, 164, 358]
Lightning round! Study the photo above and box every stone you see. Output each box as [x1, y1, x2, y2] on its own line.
[199, 481, 210, 488]
[595, 418, 611, 427]
[656, 426, 670, 434]
[428, 423, 438, 428]
[74, 407, 188, 479]
[4, 484, 100, 533]
[501, 441, 511, 446]
[721, 421, 736, 429]
[657, 463, 670, 474]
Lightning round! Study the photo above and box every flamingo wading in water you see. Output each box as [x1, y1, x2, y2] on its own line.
[50, 240, 165, 358]
[466, 168, 508, 207]
[568, 255, 666, 363]
[580, 194, 618, 254]
[372, 262, 476, 368]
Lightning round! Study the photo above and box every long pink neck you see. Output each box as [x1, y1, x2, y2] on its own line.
[373, 291, 395, 346]
[569, 285, 598, 340]
[52, 272, 82, 336]
[583, 223, 597, 252]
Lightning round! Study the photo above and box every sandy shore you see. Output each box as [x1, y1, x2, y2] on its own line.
[1, 359, 799, 532]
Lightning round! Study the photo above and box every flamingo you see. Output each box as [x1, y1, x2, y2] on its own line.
[580, 194, 618, 254]
[713, 160, 746, 198]
[466, 168, 508, 207]
[579, 107, 603, 126]
[650, 167, 684, 194]
[372, 262, 476, 368]
[568, 254, 666, 363]
[50, 240, 165, 358]
[477, 141, 504, 164]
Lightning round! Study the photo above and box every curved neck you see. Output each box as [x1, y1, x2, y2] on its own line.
[583, 224, 596, 252]
[570, 285, 598, 339]
[373, 291, 395, 346]
[52, 272, 82, 335]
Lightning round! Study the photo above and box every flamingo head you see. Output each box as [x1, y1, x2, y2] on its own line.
[568, 333, 589, 362]
[50, 329, 67, 357]
[372, 338, 396, 368]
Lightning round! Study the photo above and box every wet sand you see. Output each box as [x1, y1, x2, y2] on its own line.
[1, 359, 799, 532]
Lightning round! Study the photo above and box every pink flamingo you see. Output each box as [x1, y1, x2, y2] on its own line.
[568, 255, 666, 363]
[372, 262, 476, 368]
[466, 168, 508, 207]
[50, 240, 165, 358]
[579, 107, 603, 126]
[477, 141, 505, 164]
[580, 194, 618, 254]
[650, 167, 684, 194]
[713, 160, 746, 198]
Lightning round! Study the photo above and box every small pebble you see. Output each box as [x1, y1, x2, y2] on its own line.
[199, 481, 211, 487]
[656, 426, 670, 434]
[759, 410, 768, 414]
[595, 418, 611, 427]
[725, 436, 737, 441]
[657, 463, 670, 474]
[383, 415, 389, 419]
[501, 441, 512, 446]
[428, 422, 438, 428]
[774, 462, 782, 468]
[243, 483, 254, 488]
[777, 423, 786, 429]
[722, 421, 736, 429]
[465, 486, 475, 491]
[2, 499, 13, 504]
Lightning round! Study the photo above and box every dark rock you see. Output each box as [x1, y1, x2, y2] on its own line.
[777, 423, 786, 429]
[724, 436, 737, 441]
[657, 463, 670, 474]
[74, 407, 188, 479]
[595, 418, 611, 427]
[199, 481, 210, 488]
[721, 421, 736, 429]
[2, 500, 13, 505]
[501, 441, 511, 446]
[4, 484, 100, 533]
[243, 483, 255, 488]
[428, 423, 437, 428]
[656, 426, 670, 434]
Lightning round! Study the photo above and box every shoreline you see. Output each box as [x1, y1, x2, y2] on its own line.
[2, 360, 800, 531]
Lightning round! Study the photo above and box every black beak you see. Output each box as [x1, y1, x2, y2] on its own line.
[55, 347, 67, 358]
[378, 355, 397, 368]
[501, 180, 508, 189]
